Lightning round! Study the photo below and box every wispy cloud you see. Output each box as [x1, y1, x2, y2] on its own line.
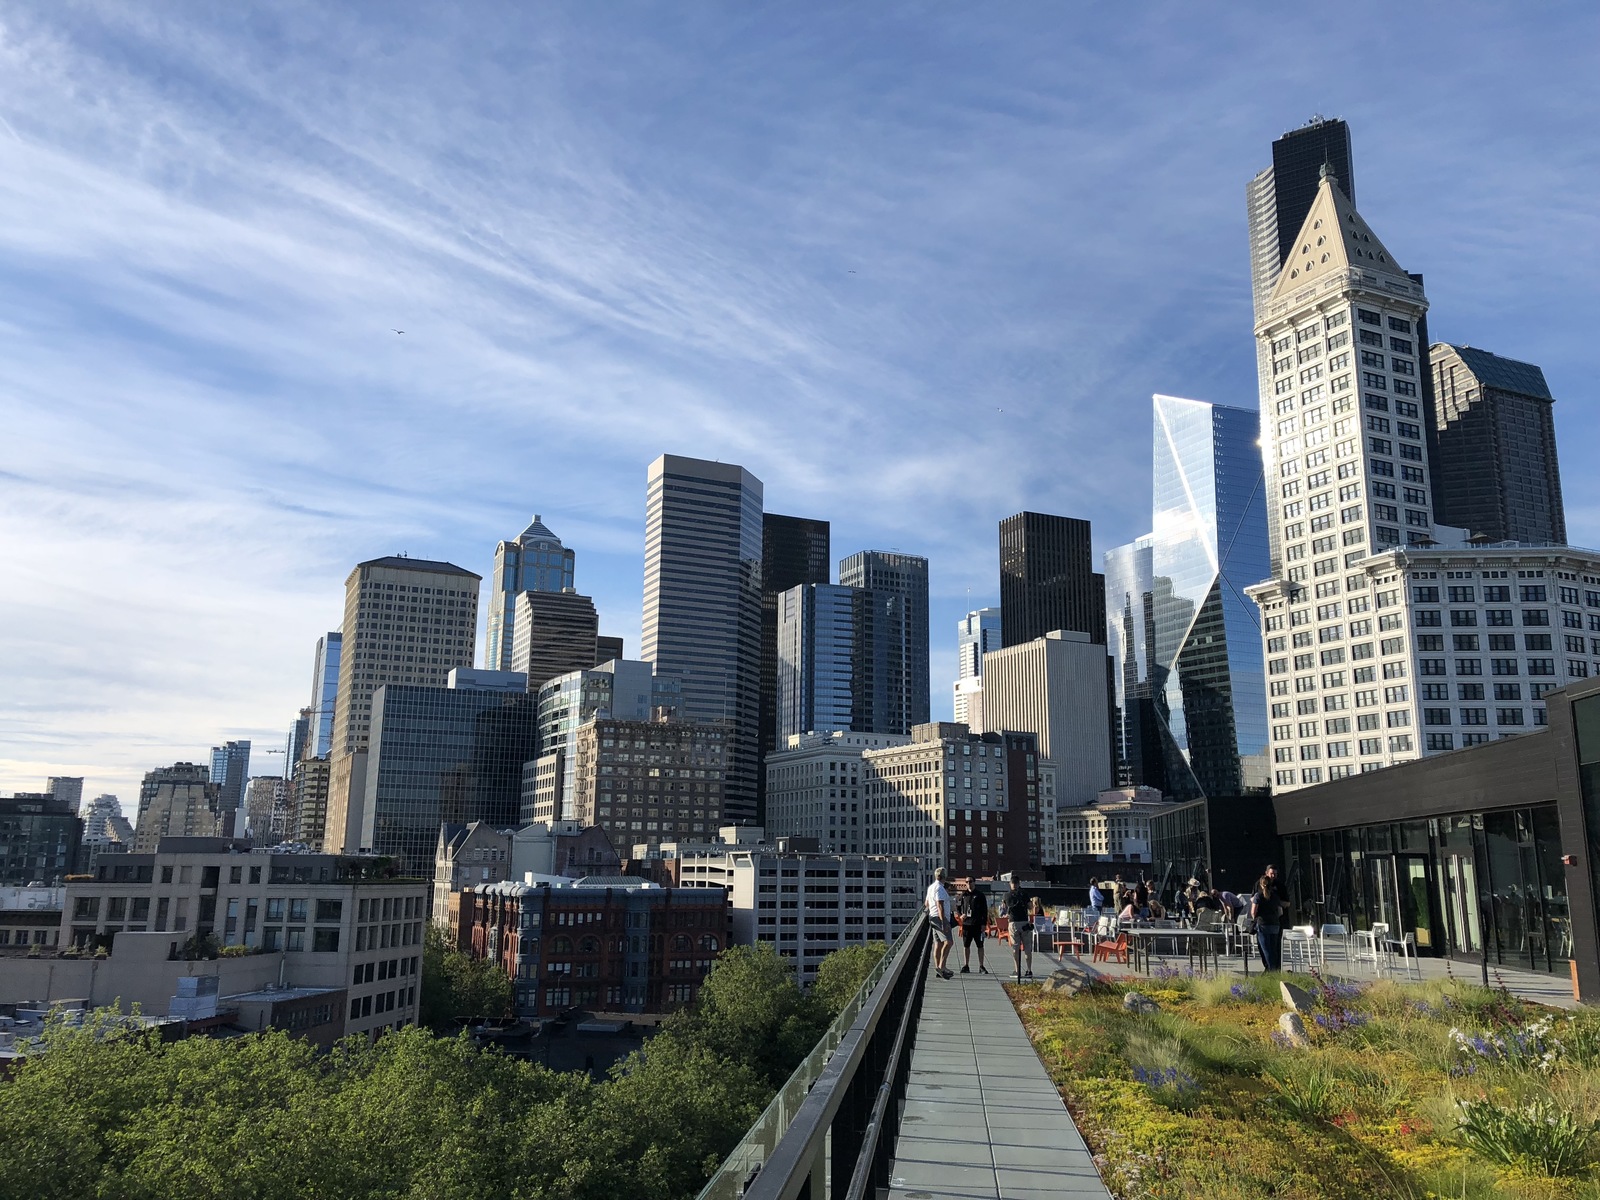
[1, 2, 1597, 801]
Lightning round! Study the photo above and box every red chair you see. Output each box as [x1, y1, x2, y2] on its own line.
[1091, 932, 1129, 964]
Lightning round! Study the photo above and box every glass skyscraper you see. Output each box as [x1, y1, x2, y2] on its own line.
[837, 551, 931, 735]
[759, 514, 831, 814]
[309, 633, 341, 758]
[1108, 396, 1269, 800]
[362, 684, 540, 878]
[642, 455, 764, 824]
[485, 516, 577, 672]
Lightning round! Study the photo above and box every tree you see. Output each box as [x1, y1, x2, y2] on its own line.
[419, 922, 513, 1033]
[811, 941, 889, 1019]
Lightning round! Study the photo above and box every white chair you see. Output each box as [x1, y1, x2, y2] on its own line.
[1318, 922, 1350, 966]
[1282, 925, 1318, 970]
[1386, 930, 1421, 980]
[1352, 922, 1388, 973]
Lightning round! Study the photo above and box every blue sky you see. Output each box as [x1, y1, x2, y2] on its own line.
[2, 3, 1597, 805]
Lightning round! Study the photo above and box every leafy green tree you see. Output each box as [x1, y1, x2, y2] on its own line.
[660, 943, 827, 1091]
[811, 941, 889, 1019]
[420, 921, 513, 1032]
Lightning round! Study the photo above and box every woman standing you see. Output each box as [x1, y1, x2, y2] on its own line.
[1250, 866, 1286, 972]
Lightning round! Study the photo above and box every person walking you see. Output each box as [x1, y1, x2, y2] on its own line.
[1004, 875, 1035, 982]
[956, 879, 989, 974]
[926, 867, 955, 979]
[1251, 865, 1286, 972]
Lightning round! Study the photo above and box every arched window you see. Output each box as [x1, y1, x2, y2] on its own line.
[673, 934, 691, 951]
[699, 934, 720, 952]
[579, 936, 600, 953]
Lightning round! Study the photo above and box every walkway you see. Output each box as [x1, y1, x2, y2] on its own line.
[887, 969, 1112, 1200]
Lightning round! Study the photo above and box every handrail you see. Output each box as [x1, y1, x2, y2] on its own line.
[696, 912, 930, 1200]
[841, 940, 923, 1200]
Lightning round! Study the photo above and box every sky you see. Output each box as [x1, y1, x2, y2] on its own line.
[2, 2, 1598, 807]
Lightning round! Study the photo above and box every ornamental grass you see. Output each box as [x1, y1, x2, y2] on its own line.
[1010, 971, 1600, 1199]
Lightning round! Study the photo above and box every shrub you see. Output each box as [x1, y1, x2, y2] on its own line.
[1452, 1096, 1599, 1177]
[1264, 1062, 1339, 1123]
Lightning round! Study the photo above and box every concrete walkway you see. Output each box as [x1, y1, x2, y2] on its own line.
[887, 968, 1112, 1200]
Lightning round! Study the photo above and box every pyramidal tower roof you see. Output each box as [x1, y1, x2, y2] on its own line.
[515, 514, 563, 546]
[1264, 167, 1416, 311]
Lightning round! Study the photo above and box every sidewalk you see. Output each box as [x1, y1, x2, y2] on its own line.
[887, 968, 1112, 1200]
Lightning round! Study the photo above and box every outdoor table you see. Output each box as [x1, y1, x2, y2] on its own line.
[1124, 928, 1226, 974]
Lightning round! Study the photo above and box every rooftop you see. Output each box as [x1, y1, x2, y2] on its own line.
[356, 555, 481, 579]
[1439, 344, 1554, 400]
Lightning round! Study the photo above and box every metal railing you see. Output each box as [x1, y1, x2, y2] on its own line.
[696, 912, 931, 1200]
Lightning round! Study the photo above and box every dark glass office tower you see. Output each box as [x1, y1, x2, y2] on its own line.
[998, 512, 1104, 648]
[1247, 117, 1355, 317]
[364, 684, 539, 878]
[759, 514, 830, 813]
[643, 455, 764, 825]
[838, 551, 930, 732]
[1430, 345, 1566, 545]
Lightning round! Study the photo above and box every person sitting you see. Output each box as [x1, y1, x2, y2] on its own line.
[1148, 899, 1166, 920]
[1119, 900, 1139, 922]
[1194, 889, 1223, 913]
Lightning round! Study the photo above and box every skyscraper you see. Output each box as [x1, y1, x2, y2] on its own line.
[759, 514, 831, 812]
[998, 513, 1105, 648]
[309, 633, 342, 758]
[1247, 116, 1355, 318]
[45, 777, 83, 814]
[1140, 395, 1271, 799]
[325, 556, 481, 854]
[1246, 168, 1439, 791]
[485, 516, 577, 672]
[642, 455, 764, 824]
[132, 764, 222, 852]
[953, 608, 1002, 725]
[208, 741, 251, 831]
[1103, 537, 1161, 788]
[1430, 345, 1566, 545]
[774, 582, 919, 742]
[508, 589, 600, 689]
[838, 551, 931, 734]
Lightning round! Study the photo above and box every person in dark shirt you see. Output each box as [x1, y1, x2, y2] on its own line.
[1004, 876, 1035, 982]
[1251, 865, 1286, 971]
[956, 880, 990, 975]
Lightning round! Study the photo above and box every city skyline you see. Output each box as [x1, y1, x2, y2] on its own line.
[4, 6, 1599, 803]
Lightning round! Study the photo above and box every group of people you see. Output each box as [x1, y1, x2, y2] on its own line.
[924, 867, 1043, 983]
[923, 863, 1294, 978]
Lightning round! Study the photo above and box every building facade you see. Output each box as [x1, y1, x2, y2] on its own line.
[326, 556, 480, 855]
[642, 455, 764, 825]
[432, 820, 619, 928]
[461, 877, 730, 1017]
[1430, 344, 1565, 546]
[309, 633, 342, 758]
[1104, 537, 1161, 788]
[759, 514, 831, 816]
[1131, 394, 1272, 800]
[208, 741, 251, 831]
[1246, 116, 1356, 318]
[1056, 786, 1170, 864]
[569, 717, 727, 848]
[763, 731, 912, 854]
[509, 589, 600, 690]
[0, 794, 82, 887]
[45, 777, 83, 813]
[133, 767, 223, 853]
[861, 723, 1048, 877]
[485, 516, 577, 673]
[359, 683, 540, 878]
[953, 608, 1002, 725]
[836, 551, 930, 734]
[649, 830, 922, 985]
[998, 512, 1104, 649]
[291, 757, 332, 849]
[977, 630, 1113, 808]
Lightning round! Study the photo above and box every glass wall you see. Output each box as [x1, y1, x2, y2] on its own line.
[1285, 802, 1571, 974]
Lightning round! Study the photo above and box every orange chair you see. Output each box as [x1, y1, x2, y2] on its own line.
[1091, 932, 1129, 964]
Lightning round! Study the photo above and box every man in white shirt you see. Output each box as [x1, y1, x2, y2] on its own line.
[925, 867, 954, 979]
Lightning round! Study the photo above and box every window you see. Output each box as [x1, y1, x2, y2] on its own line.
[1423, 708, 1451, 725]
[1497, 709, 1526, 726]
[1521, 585, 1548, 603]
[1452, 635, 1479, 651]
[313, 929, 340, 952]
[1456, 659, 1482, 676]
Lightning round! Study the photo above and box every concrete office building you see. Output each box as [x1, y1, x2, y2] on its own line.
[525, 658, 681, 823]
[1430, 345, 1566, 546]
[45, 777, 83, 813]
[309, 633, 342, 758]
[642, 454, 764, 825]
[461, 876, 730, 1017]
[760, 514, 831, 816]
[953, 608, 1002, 726]
[998, 512, 1105, 649]
[432, 819, 619, 928]
[0, 885, 64, 953]
[133, 766, 223, 853]
[646, 827, 923, 985]
[17, 839, 427, 1041]
[326, 556, 480, 856]
[81, 794, 133, 846]
[509, 589, 600, 690]
[596, 635, 625, 664]
[569, 717, 728, 848]
[763, 731, 912, 854]
[485, 516, 577, 673]
[837, 551, 931, 735]
[358, 683, 540, 878]
[978, 630, 1113, 808]
[1056, 785, 1171, 864]
[244, 777, 290, 846]
[861, 723, 1049, 876]
[290, 757, 332, 849]
[0, 794, 82, 887]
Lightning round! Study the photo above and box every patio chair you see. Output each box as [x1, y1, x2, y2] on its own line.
[1352, 922, 1389, 973]
[1386, 930, 1422, 980]
[1282, 925, 1318, 971]
[1318, 922, 1350, 966]
[1091, 932, 1129, 965]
